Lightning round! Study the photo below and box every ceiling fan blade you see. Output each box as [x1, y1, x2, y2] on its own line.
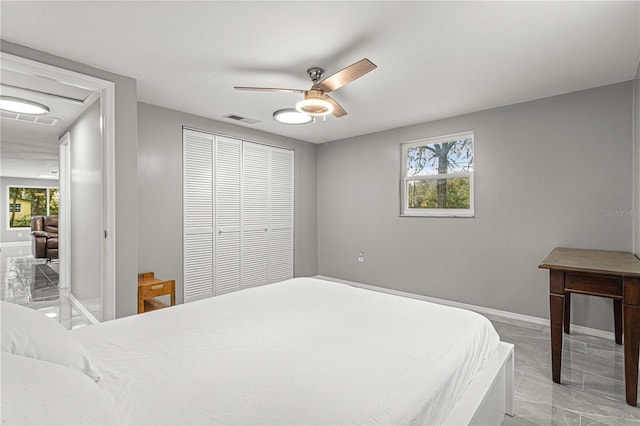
[325, 95, 347, 118]
[312, 58, 377, 93]
[234, 86, 306, 94]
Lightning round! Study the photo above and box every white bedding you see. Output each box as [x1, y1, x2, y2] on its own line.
[73, 277, 499, 425]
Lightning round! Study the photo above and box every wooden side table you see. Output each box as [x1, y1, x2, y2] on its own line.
[138, 272, 176, 314]
[539, 247, 640, 406]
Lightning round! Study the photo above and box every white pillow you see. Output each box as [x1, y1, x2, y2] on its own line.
[0, 301, 101, 381]
[1, 352, 119, 425]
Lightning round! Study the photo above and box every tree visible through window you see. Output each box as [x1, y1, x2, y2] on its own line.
[7, 187, 59, 228]
[401, 132, 474, 217]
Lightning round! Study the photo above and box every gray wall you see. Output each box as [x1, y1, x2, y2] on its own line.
[66, 101, 103, 314]
[137, 103, 318, 304]
[634, 63, 640, 256]
[0, 177, 59, 243]
[318, 82, 633, 332]
[1, 40, 140, 318]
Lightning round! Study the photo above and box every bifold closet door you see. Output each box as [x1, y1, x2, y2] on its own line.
[241, 142, 294, 287]
[269, 147, 294, 282]
[215, 136, 242, 294]
[183, 130, 214, 302]
[241, 142, 270, 287]
[184, 129, 294, 301]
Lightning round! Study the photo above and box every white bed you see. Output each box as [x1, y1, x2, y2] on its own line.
[1, 276, 513, 425]
[66, 277, 513, 425]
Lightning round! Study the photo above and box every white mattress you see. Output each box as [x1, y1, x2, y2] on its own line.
[73, 277, 499, 425]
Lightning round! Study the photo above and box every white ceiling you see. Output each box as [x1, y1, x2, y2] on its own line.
[1, 1, 639, 145]
[0, 67, 98, 179]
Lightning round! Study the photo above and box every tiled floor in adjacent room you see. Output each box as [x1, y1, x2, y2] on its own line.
[493, 315, 640, 425]
[0, 243, 93, 330]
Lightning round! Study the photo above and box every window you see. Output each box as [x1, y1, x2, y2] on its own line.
[7, 186, 59, 228]
[401, 132, 474, 217]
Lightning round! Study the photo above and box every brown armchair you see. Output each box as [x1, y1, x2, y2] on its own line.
[31, 216, 58, 260]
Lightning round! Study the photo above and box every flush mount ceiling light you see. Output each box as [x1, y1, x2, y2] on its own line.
[0, 96, 50, 115]
[273, 108, 313, 125]
[295, 90, 334, 117]
[38, 170, 58, 179]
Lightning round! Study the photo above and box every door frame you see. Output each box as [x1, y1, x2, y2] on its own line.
[58, 133, 71, 290]
[1, 52, 117, 321]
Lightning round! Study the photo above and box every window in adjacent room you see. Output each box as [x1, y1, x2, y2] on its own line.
[401, 131, 474, 217]
[7, 186, 59, 228]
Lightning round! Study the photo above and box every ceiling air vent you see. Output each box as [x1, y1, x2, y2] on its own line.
[224, 113, 260, 125]
[1, 110, 59, 126]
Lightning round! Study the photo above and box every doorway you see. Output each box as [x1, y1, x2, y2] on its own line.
[0, 52, 116, 323]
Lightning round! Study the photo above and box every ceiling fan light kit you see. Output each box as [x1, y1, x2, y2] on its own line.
[0, 96, 50, 115]
[296, 90, 334, 116]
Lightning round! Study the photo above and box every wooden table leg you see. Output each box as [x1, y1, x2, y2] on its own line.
[564, 293, 571, 334]
[624, 304, 639, 405]
[624, 277, 640, 406]
[613, 299, 622, 345]
[550, 270, 565, 384]
[550, 294, 565, 383]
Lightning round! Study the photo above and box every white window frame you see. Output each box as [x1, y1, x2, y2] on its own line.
[400, 131, 475, 218]
[6, 185, 59, 229]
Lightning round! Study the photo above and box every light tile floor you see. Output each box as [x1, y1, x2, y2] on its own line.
[492, 315, 640, 425]
[0, 243, 93, 329]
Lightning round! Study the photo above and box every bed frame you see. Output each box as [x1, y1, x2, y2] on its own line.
[443, 341, 514, 425]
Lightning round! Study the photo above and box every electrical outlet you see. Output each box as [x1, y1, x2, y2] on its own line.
[17, 232, 22, 237]
[357, 251, 364, 262]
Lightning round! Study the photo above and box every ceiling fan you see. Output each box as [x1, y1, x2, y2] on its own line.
[234, 58, 377, 118]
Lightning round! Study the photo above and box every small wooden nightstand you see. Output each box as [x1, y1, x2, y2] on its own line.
[539, 247, 640, 406]
[138, 272, 176, 314]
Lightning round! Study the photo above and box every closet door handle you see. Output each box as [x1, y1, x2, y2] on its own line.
[218, 229, 223, 234]
[264, 227, 268, 232]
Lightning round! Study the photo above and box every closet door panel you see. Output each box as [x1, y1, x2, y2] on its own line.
[184, 233, 214, 301]
[270, 228, 293, 281]
[242, 142, 269, 287]
[242, 143, 269, 229]
[242, 230, 269, 287]
[184, 131, 213, 231]
[215, 231, 241, 294]
[215, 136, 242, 294]
[183, 130, 214, 302]
[269, 148, 294, 281]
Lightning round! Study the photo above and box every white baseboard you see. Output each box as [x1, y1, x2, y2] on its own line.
[68, 293, 100, 325]
[313, 275, 616, 341]
[0, 241, 30, 248]
[569, 324, 615, 340]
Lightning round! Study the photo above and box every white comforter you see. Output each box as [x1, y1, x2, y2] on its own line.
[73, 277, 499, 425]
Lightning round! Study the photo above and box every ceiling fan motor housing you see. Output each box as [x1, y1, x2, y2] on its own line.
[306, 67, 325, 82]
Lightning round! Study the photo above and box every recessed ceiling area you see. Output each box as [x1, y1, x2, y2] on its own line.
[1, 2, 638, 144]
[0, 67, 99, 179]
